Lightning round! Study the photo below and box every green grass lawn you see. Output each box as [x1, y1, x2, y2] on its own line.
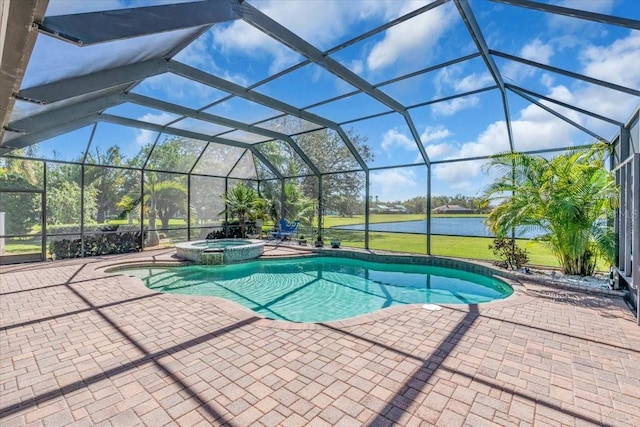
[320, 214, 601, 269]
[322, 213, 486, 227]
[1, 239, 42, 254]
[325, 230, 558, 267]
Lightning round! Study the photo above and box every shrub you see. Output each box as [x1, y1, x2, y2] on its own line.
[489, 237, 529, 270]
[49, 230, 146, 259]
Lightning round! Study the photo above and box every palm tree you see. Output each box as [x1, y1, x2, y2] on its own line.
[220, 183, 259, 238]
[481, 144, 617, 276]
[143, 173, 188, 246]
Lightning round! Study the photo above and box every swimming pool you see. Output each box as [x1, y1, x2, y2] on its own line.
[120, 256, 512, 322]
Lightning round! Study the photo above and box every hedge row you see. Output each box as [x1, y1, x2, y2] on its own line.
[49, 230, 146, 259]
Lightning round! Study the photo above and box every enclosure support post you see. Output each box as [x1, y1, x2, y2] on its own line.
[80, 164, 85, 257]
[224, 178, 229, 237]
[426, 166, 431, 255]
[280, 178, 285, 221]
[317, 175, 323, 239]
[365, 171, 370, 250]
[187, 175, 192, 241]
[140, 170, 145, 248]
[42, 162, 47, 261]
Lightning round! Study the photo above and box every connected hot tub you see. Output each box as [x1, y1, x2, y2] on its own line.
[175, 239, 265, 265]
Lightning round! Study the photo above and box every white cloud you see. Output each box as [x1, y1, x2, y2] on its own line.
[425, 143, 454, 160]
[138, 112, 178, 126]
[431, 96, 480, 116]
[136, 129, 156, 146]
[454, 72, 495, 92]
[350, 60, 364, 75]
[431, 121, 510, 191]
[540, 73, 555, 88]
[381, 129, 416, 152]
[537, 31, 640, 133]
[420, 126, 451, 143]
[370, 168, 420, 201]
[204, 0, 420, 77]
[580, 31, 640, 88]
[212, 22, 300, 75]
[134, 110, 177, 146]
[367, 2, 455, 71]
[520, 39, 554, 64]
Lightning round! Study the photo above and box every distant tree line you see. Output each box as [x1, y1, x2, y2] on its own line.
[376, 194, 488, 215]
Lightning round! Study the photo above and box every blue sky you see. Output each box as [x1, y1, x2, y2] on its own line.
[12, 0, 640, 202]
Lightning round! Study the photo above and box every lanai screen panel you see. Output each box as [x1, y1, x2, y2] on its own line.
[7, 126, 95, 163]
[144, 135, 207, 173]
[204, 97, 283, 125]
[132, 73, 231, 111]
[228, 151, 259, 180]
[329, 1, 475, 83]
[192, 143, 246, 177]
[345, 113, 419, 168]
[292, 129, 362, 174]
[254, 140, 312, 178]
[88, 124, 160, 168]
[173, 19, 306, 86]
[103, 104, 182, 127]
[409, 89, 511, 162]
[254, 62, 359, 109]
[255, 115, 323, 135]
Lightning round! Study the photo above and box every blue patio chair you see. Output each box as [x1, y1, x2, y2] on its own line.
[270, 219, 299, 240]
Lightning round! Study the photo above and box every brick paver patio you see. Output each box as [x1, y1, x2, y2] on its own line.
[1, 248, 639, 426]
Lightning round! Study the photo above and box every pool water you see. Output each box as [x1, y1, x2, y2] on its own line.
[123, 257, 512, 322]
[194, 240, 251, 249]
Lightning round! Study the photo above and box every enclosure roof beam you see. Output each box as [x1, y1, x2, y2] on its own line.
[17, 58, 168, 104]
[508, 86, 608, 142]
[168, 61, 369, 172]
[505, 84, 624, 127]
[491, 0, 640, 31]
[125, 93, 322, 176]
[1, 113, 99, 152]
[8, 91, 125, 133]
[492, 51, 640, 97]
[407, 85, 498, 110]
[454, 0, 515, 152]
[0, 0, 48, 136]
[99, 114, 249, 149]
[33, 0, 239, 46]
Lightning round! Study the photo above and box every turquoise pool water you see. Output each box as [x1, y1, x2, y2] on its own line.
[122, 257, 512, 322]
[193, 240, 251, 249]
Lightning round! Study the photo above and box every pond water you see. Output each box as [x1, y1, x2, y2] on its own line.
[334, 217, 541, 238]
